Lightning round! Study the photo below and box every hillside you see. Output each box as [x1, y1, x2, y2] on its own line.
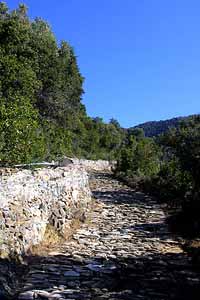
[132, 115, 199, 137]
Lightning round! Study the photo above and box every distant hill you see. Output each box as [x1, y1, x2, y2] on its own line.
[132, 115, 199, 137]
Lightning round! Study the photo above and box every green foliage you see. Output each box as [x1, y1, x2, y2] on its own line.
[154, 116, 200, 209]
[41, 120, 73, 161]
[70, 116, 125, 160]
[117, 116, 200, 235]
[160, 116, 200, 192]
[0, 2, 125, 164]
[154, 116, 200, 235]
[0, 95, 42, 164]
[0, 4, 42, 164]
[148, 159, 192, 204]
[116, 131, 161, 184]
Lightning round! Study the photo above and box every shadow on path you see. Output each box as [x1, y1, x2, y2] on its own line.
[1, 250, 199, 300]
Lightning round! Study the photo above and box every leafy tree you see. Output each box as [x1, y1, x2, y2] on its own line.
[0, 5, 42, 164]
[0, 2, 125, 164]
[160, 116, 200, 200]
[0, 95, 42, 164]
[116, 132, 160, 181]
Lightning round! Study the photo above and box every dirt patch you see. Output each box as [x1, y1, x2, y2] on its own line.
[28, 198, 97, 257]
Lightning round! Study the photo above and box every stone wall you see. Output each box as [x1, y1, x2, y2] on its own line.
[0, 165, 91, 257]
[72, 159, 116, 172]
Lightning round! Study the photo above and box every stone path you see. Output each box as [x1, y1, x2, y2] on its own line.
[17, 173, 200, 300]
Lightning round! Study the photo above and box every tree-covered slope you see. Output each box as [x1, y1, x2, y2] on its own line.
[132, 115, 199, 137]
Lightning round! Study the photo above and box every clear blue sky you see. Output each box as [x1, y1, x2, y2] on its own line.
[6, 0, 200, 127]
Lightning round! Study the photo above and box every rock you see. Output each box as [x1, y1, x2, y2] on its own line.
[63, 271, 80, 277]
[18, 291, 35, 300]
[0, 165, 91, 257]
[86, 264, 103, 272]
[72, 159, 116, 172]
[35, 290, 50, 297]
[58, 157, 74, 167]
[48, 293, 64, 299]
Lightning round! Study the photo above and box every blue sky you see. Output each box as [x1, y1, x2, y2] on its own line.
[6, 0, 200, 127]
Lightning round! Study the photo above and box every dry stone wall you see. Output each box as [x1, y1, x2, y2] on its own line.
[72, 159, 116, 172]
[0, 165, 91, 258]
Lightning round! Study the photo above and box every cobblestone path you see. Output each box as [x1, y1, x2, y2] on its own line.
[18, 173, 200, 300]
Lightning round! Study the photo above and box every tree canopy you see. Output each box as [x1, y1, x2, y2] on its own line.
[0, 2, 125, 164]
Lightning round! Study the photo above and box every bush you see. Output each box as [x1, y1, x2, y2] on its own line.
[116, 132, 161, 186]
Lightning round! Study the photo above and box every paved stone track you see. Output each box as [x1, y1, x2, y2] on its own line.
[17, 173, 200, 300]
